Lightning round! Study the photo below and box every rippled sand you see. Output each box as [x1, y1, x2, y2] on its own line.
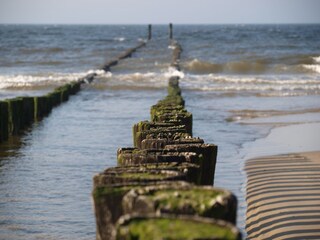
[246, 151, 320, 239]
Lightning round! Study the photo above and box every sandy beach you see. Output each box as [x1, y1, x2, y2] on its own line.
[245, 121, 320, 239]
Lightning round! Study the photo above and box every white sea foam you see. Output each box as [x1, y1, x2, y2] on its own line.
[93, 71, 168, 90]
[186, 74, 320, 85]
[303, 64, 320, 73]
[138, 38, 147, 43]
[164, 67, 185, 79]
[0, 72, 87, 90]
[178, 74, 320, 95]
[87, 69, 111, 76]
[300, 56, 320, 73]
[114, 37, 126, 42]
[313, 56, 320, 63]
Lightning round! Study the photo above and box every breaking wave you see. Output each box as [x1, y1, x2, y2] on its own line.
[180, 74, 320, 97]
[0, 72, 88, 90]
[183, 55, 320, 74]
[302, 56, 320, 73]
[0, 69, 113, 90]
[164, 67, 185, 79]
[114, 37, 126, 42]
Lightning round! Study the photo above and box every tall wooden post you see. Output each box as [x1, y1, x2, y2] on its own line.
[148, 24, 152, 40]
[169, 23, 173, 39]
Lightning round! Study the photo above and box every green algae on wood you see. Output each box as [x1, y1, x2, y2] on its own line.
[94, 168, 187, 186]
[123, 183, 237, 223]
[150, 111, 193, 136]
[141, 135, 203, 150]
[34, 96, 53, 120]
[132, 121, 176, 148]
[47, 91, 62, 107]
[117, 148, 200, 166]
[93, 182, 150, 240]
[93, 181, 191, 240]
[164, 143, 218, 185]
[133, 125, 188, 149]
[0, 81, 83, 143]
[0, 101, 9, 142]
[21, 97, 35, 126]
[7, 98, 23, 135]
[116, 214, 241, 240]
[109, 162, 201, 185]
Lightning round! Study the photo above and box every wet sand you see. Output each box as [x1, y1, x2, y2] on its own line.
[245, 151, 320, 239]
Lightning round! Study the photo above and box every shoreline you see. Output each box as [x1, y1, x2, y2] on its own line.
[243, 122, 320, 239]
[242, 122, 320, 161]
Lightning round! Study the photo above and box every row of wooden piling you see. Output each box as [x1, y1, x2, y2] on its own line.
[100, 42, 146, 72]
[0, 41, 148, 144]
[92, 42, 242, 239]
[0, 81, 82, 143]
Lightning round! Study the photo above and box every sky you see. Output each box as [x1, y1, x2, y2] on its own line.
[0, 0, 320, 24]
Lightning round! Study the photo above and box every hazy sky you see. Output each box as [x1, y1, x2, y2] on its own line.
[1, 0, 320, 24]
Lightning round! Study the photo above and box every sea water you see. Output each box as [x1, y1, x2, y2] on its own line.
[0, 24, 320, 239]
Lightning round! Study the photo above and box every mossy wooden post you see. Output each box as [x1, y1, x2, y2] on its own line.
[70, 81, 81, 95]
[140, 137, 203, 151]
[148, 24, 152, 40]
[123, 183, 237, 224]
[109, 162, 201, 185]
[0, 101, 9, 142]
[21, 97, 35, 127]
[7, 98, 23, 135]
[35, 96, 51, 120]
[117, 148, 200, 166]
[116, 214, 242, 240]
[164, 144, 218, 185]
[132, 121, 186, 148]
[93, 182, 144, 240]
[169, 23, 173, 39]
[93, 168, 187, 240]
[47, 91, 62, 108]
[132, 121, 175, 142]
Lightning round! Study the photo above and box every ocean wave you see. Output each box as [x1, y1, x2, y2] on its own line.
[301, 56, 320, 73]
[164, 67, 185, 79]
[114, 37, 126, 42]
[184, 59, 223, 74]
[183, 56, 320, 75]
[179, 74, 320, 96]
[203, 76, 320, 85]
[303, 64, 320, 73]
[91, 71, 168, 90]
[87, 69, 111, 76]
[0, 72, 87, 90]
[313, 56, 320, 63]
[1, 68, 319, 97]
[184, 59, 267, 74]
[187, 84, 320, 92]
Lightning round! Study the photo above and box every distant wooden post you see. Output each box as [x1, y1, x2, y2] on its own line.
[148, 24, 152, 40]
[169, 23, 173, 39]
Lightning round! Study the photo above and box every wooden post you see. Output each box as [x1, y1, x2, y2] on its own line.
[169, 23, 173, 39]
[148, 24, 152, 40]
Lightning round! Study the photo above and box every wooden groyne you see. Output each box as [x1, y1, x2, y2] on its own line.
[0, 24, 242, 239]
[0, 38, 148, 144]
[92, 32, 242, 239]
[100, 41, 146, 72]
[0, 81, 82, 143]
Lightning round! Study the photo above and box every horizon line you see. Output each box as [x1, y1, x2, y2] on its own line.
[1, 22, 320, 25]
